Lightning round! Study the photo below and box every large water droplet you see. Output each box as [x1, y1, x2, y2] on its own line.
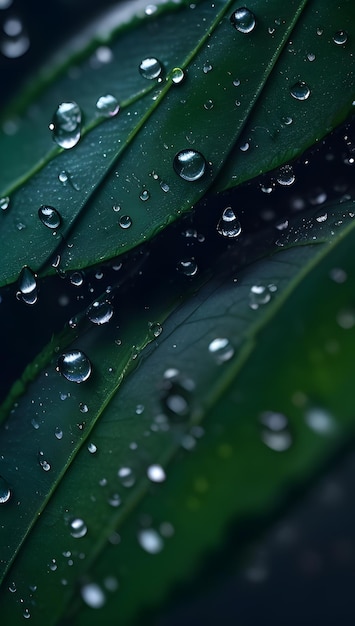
[290, 81, 311, 101]
[139, 57, 162, 79]
[57, 350, 92, 383]
[70, 517, 87, 538]
[230, 7, 256, 33]
[81, 583, 106, 608]
[332, 30, 348, 45]
[138, 528, 164, 554]
[217, 207, 242, 238]
[119, 215, 132, 229]
[276, 165, 295, 186]
[259, 411, 292, 451]
[0, 476, 11, 504]
[49, 102, 82, 149]
[208, 338, 235, 364]
[87, 301, 113, 325]
[96, 94, 120, 117]
[147, 464, 166, 483]
[171, 67, 185, 84]
[173, 149, 206, 181]
[16, 266, 38, 305]
[38, 205, 62, 229]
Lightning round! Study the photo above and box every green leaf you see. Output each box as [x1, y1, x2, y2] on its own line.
[1, 195, 355, 624]
[1, 0, 354, 288]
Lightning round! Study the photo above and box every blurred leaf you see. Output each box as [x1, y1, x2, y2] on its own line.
[1, 0, 354, 287]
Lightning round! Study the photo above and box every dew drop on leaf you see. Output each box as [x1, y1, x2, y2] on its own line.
[70, 271, 84, 286]
[70, 518, 88, 538]
[203, 99, 214, 110]
[38, 205, 62, 229]
[259, 411, 292, 451]
[23, 608, 31, 620]
[81, 583, 106, 608]
[138, 528, 164, 554]
[139, 57, 162, 79]
[118, 467, 135, 488]
[171, 67, 185, 84]
[139, 189, 150, 201]
[249, 284, 276, 309]
[332, 30, 348, 45]
[148, 321, 163, 338]
[16, 266, 38, 305]
[49, 102, 82, 149]
[290, 81, 311, 101]
[276, 164, 295, 186]
[0, 475, 11, 504]
[38, 451, 51, 472]
[57, 350, 92, 383]
[0, 196, 10, 211]
[87, 301, 114, 325]
[230, 7, 256, 33]
[217, 207, 242, 238]
[208, 338, 235, 364]
[119, 215, 132, 229]
[87, 442, 97, 454]
[147, 464, 166, 483]
[177, 257, 198, 276]
[173, 149, 206, 181]
[95, 94, 120, 117]
[161, 379, 191, 421]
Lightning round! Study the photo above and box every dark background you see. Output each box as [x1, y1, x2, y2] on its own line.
[1, 1, 355, 624]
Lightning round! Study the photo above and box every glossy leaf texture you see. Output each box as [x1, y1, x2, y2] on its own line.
[0, 0, 354, 287]
[1, 190, 355, 624]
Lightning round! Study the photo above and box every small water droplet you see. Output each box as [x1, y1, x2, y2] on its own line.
[233, 78, 241, 87]
[147, 464, 166, 483]
[173, 149, 207, 181]
[171, 67, 185, 84]
[138, 528, 164, 554]
[276, 164, 295, 186]
[96, 94, 120, 117]
[70, 271, 84, 287]
[203, 62, 213, 73]
[305, 407, 335, 434]
[23, 608, 31, 620]
[332, 30, 348, 45]
[8, 581, 16, 593]
[259, 411, 292, 451]
[136, 404, 144, 415]
[161, 377, 191, 421]
[230, 7, 256, 33]
[281, 116, 293, 126]
[0, 476, 11, 504]
[80, 403, 89, 413]
[139, 189, 150, 201]
[148, 321, 163, 338]
[314, 209, 328, 223]
[217, 207, 242, 238]
[306, 52, 316, 62]
[57, 350, 92, 383]
[177, 257, 198, 276]
[203, 99, 214, 110]
[87, 301, 113, 325]
[0, 196, 10, 210]
[139, 57, 162, 79]
[249, 284, 276, 310]
[58, 170, 69, 184]
[38, 451, 51, 472]
[55, 427, 63, 440]
[208, 338, 235, 364]
[119, 215, 132, 229]
[70, 517, 87, 538]
[87, 442, 97, 454]
[118, 467, 135, 488]
[108, 493, 121, 507]
[38, 205, 62, 229]
[290, 81, 311, 101]
[49, 558, 57, 571]
[81, 583, 106, 608]
[16, 266, 38, 305]
[49, 102, 82, 149]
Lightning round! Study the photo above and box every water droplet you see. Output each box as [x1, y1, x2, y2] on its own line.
[58, 170, 69, 184]
[23, 608, 31, 620]
[55, 427, 63, 440]
[314, 209, 328, 223]
[1, 32, 30, 58]
[306, 52, 316, 62]
[57, 350, 92, 383]
[147, 464, 166, 483]
[135, 404, 144, 415]
[8, 581, 16, 593]
[282, 116, 293, 126]
[177, 258, 198, 276]
[249, 284, 276, 310]
[87, 301, 113, 325]
[139, 57, 162, 79]
[204, 99, 214, 110]
[119, 215, 132, 229]
[88, 442, 97, 454]
[0, 476, 11, 504]
[145, 4, 157, 16]
[80, 402, 89, 413]
[276, 164, 295, 186]
[138, 528, 164, 554]
[259, 411, 292, 451]
[118, 467, 135, 488]
[108, 492, 121, 507]
[16, 266, 38, 305]
[171, 67, 185, 84]
[161, 378, 191, 421]
[290, 81, 311, 101]
[38, 205, 62, 229]
[96, 94, 120, 117]
[38, 451, 51, 472]
[203, 62, 213, 73]
[217, 207, 242, 238]
[139, 189, 150, 201]
[148, 321, 163, 338]
[49, 558, 57, 571]
[81, 583, 106, 608]
[173, 149, 206, 181]
[49, 102, 82, 149]
[230, 7, 256, 33]
[305, 407, 335, 435]
[0, 196, 10, 211]
[208, 338, 235, 364]
[332, 30, 348, 45]
[70, 271, 84, 287]
[70, 518, 87, 538]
